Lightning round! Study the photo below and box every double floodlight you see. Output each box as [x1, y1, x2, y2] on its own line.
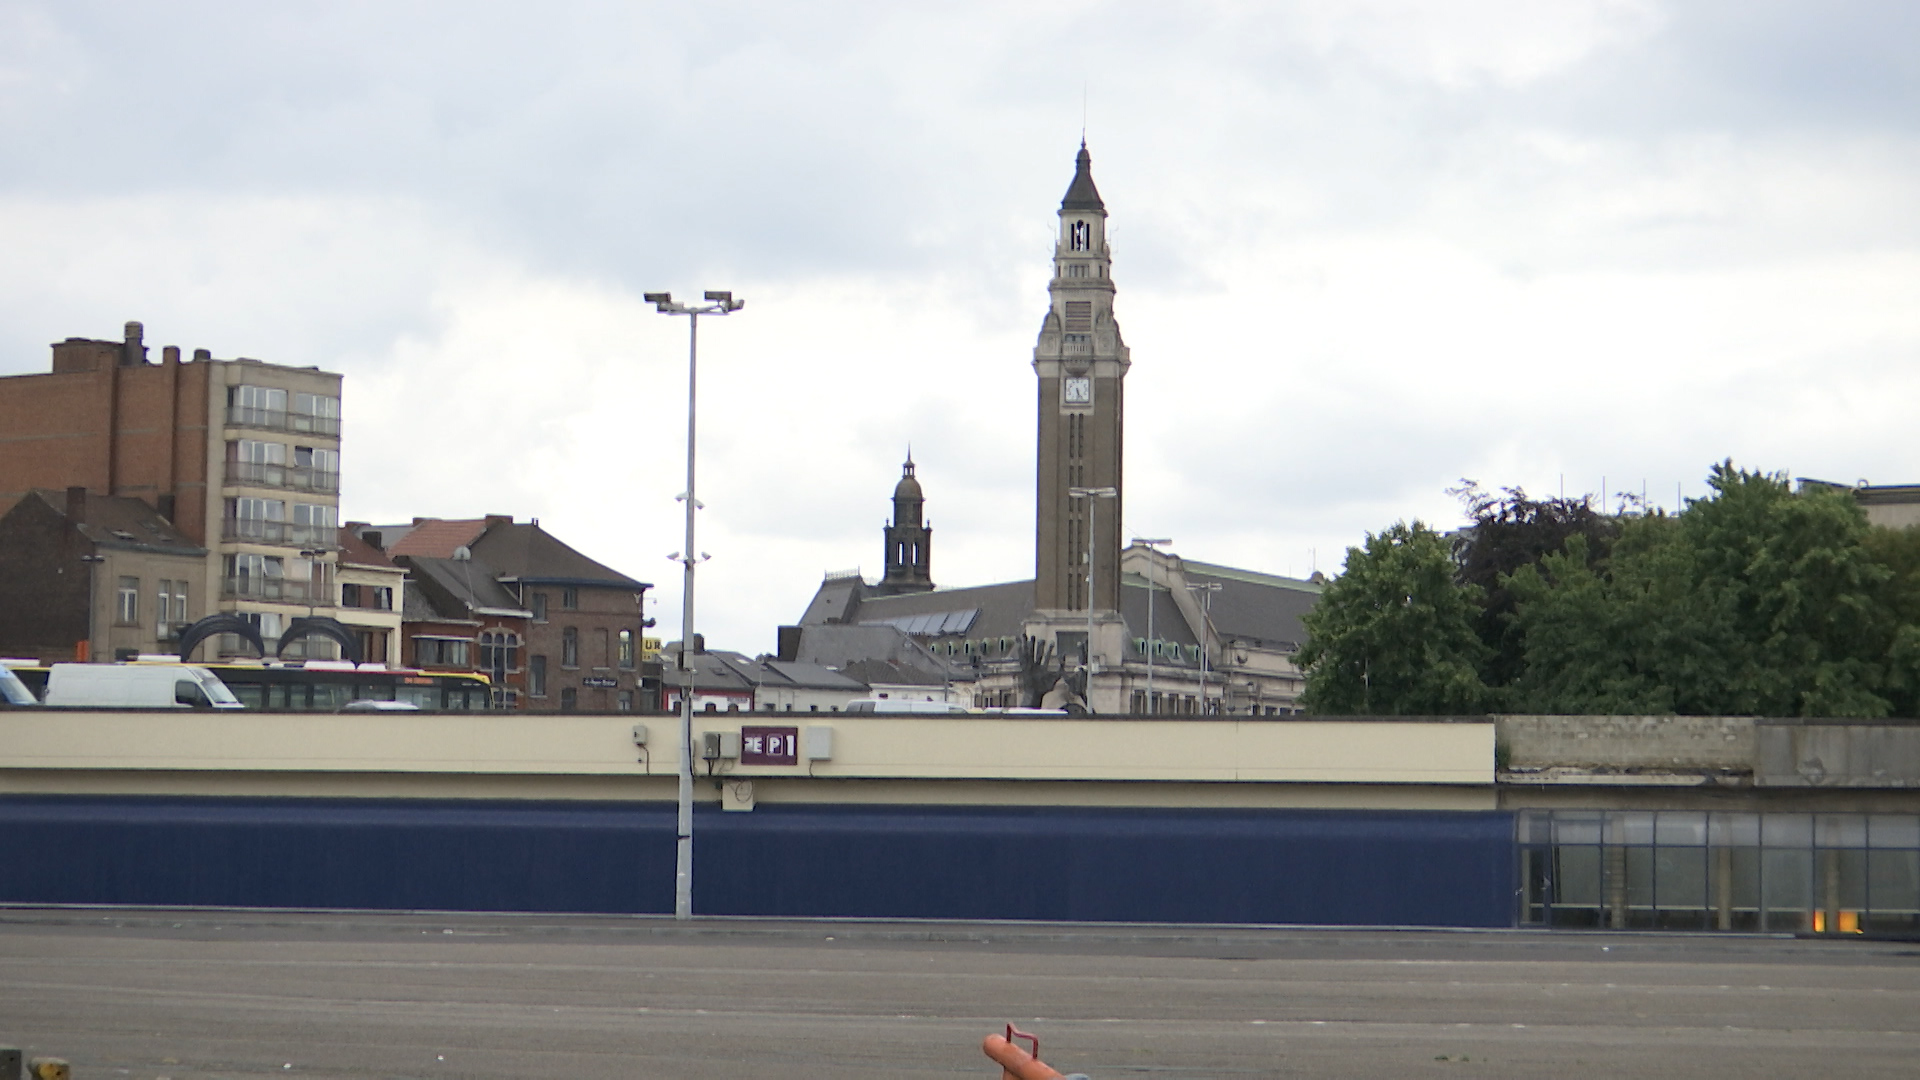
[645, 290, 744, 314]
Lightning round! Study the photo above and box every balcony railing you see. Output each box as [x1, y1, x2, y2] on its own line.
[221, 575, 333, 602]
[225, 406, 341, 437]
[226, 462, 341, 494]
[222, 518, 339, 547]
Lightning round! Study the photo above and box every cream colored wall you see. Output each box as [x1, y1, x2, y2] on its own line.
[0, 712, 1493, 807]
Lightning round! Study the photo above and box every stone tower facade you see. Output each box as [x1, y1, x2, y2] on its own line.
[1033, 142, 1129, 614]
[876, 454, 934, 596]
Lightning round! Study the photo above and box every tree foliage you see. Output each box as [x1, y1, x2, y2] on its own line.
[1297, 522, 1490, 716]
[1302, 462, 1920, 718]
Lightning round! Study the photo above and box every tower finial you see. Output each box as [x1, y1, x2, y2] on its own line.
[904, 445, 915, 475]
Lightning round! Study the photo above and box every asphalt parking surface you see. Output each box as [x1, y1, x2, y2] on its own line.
[2, 908, 1917, 1078]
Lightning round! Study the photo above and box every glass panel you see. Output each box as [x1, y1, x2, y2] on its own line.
[1867, 850, 1920, 929]
[1655, 812, 1708, 846]
[1763, 814, 1813, 848]
[1762, 848, 1813, 931]
[1720, 847, 1764, 932]
[1613, 812, 1655, 846]
[1623, 847, 1657, 927]
[1656, 846, 1709, 913]
[1551, 846, 1603, 927]
[1554, 813, 1604, 846]
[1709, 812, 1761, 848]
[1816, 814, 1868, 848]
[1518, 811, 1552, 845]
[1869, 815, 1920, 849]
[396, 684, 435, 709]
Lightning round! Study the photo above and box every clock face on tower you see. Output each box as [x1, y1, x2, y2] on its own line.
[1063, 377, 1091, 405]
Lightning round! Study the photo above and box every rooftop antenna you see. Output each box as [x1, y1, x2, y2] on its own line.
[1082, 82, 1088, 144]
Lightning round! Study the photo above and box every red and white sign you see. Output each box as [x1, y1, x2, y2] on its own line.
[739, 725, 799, 766]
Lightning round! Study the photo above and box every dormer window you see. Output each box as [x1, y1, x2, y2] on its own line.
[1069, 220, 1090, 252]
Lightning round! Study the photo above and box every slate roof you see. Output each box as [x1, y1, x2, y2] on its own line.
[1181, 559, 1321, 652]
[843, 579, 1036, 642]
[25, 489, 205, 557]
[472, 520, 647, 590]
[707, 651, 868, 694]
[1060, 142, 1105, 212]
[788, 623, 968, 680]
[400, 555, 531, 618]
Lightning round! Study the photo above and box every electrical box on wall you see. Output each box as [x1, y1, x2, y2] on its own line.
[804, 726, 834, 762]
[630, 723, 648, 746]
[701, 731, 740, 760]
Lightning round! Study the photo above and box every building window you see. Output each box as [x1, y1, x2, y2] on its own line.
[479, 630, 520, 683]
[562, 586, 579, 610]
[560, 687, 578, 712]
[156, 579, 174, 638]
[618, 629, 635, 670]
[562, 627, 579, 668]
[115, 576, 138, 625]
[529, 655, 547, 697]
[292, 502, 337, 545]
[531, 592, 548, 622]
[617, 690, 634, 712]
[597, 628, 611, 669]
[415, 638, 471, 667]
[291, 391, 340, 434]
[229, 384, 288, 426]
[356, 629, 388, 665]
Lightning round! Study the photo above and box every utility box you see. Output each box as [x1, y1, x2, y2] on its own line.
[804, 725, 834, 762]
[630, 723, 649, 746]
[702, 731, 740, 760]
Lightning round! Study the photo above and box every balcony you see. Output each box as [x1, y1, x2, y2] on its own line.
[221, 518, 340, 547]
[226, 462, 341, 494]
[221, 574, 333, 603]
[225, 405, 341, 437]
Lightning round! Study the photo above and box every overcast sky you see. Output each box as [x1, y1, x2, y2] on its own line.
[4, 1, 1917, 652]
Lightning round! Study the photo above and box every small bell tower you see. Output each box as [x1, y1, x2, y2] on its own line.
[877, 452, 934, 595]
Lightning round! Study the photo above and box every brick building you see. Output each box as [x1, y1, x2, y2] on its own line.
[360, 516, 655, 712]
[0, 488, 209, 662]
[0, 321, 344, 657]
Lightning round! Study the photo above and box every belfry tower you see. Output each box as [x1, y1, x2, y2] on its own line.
[876, 453, 934, 596]
[1034, 142, 1129, 615]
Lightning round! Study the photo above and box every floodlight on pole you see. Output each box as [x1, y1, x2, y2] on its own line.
[1132, 537, 1171, 714]
[1068, 486, 1117, 709]
[647, 287, 744, 921]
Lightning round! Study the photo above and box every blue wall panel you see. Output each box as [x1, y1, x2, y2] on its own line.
[0, 797, 1515, 927]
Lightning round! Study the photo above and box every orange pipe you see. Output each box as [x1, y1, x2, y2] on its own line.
[982, 1034, 1064, 1080]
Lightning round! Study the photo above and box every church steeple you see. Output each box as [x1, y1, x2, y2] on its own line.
[1060, 140, 1105, 212]
[1034, 142, 1128, 614]
[877, 452, 934, 595]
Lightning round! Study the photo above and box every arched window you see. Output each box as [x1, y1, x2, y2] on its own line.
[478, 629, 521, 682]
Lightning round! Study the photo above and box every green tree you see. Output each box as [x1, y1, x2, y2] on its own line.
[1298, 521, 1491, 715]
[1505, 516, 1743, 715]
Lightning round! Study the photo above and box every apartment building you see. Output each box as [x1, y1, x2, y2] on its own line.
[0, 321, 344, 657]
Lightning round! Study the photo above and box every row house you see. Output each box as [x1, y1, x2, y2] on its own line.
[358, 516, 656, 712]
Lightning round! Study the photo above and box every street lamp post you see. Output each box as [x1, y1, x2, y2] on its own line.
[1188, 581, 1221, 715]
[645, 289, 743, 921]
[1067, 486, 1117, 710]
[1132, 537, 1170, 714]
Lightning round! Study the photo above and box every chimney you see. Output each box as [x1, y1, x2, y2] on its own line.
[192, 348, 211, 362]
[163, 345, 180, 365]
[122, 321, 146, 366]
[484, 514, 513, 529]
[65, 486, 87, 525]
[363, 530, 383, 551]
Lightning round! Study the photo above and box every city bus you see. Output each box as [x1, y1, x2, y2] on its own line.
[5, 659, 495, 712]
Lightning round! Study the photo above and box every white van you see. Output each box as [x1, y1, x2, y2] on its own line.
[843, 698, 970, 715]
[43, 663, 245, 710]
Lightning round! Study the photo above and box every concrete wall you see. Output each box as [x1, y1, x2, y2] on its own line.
[1756, 721, 1920, 788]
[0, 712, 1494, 808]
[1498, 714, 1754, 771]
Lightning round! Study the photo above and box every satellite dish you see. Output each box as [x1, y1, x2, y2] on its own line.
[452, 545, 472, 561]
